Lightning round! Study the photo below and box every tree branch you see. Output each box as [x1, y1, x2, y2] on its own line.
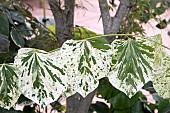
[98, 0, 111, 34]
[98, 0, 130, 43]
[48, 0, 75, 47]
[110, 0, 130, 34]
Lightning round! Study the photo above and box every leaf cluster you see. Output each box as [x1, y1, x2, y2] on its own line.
[0, 0, 57, 63]
[114, 0, 170, 35]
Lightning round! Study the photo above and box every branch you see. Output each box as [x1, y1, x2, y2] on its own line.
[98, 0, 130, 43]
[48, 0, 61, 12]
[110, 0, 130, 34]
[48, 0, 75, 47]
[98, 0, 111, 34]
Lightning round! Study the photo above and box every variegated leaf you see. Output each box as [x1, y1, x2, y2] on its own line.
[14, 48, 67, 108]
[108, 38, 155, 97]
[0, 63, 20, 109]
[60, 38, 112, 97]
[151, 35, 170, 99]
[153, 59, 170, 100]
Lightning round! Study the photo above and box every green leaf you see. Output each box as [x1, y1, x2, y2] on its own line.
[112, 100, 143, 113]
[11, 28, 25, 48]
[2, 0, 14, 7]
[0, 34, 10, 53]
[0, 63, 20, 109]
[97, 78, 120, 100]
[73, 27, 97, 40]
[60, 39, 112, 97]
[0, 11, 9, 37]
[156, 19, 167, 29]
[88, 37, 111, 50]
[157, 98, 170, 113]
[89, 101, 109, 113]
[0, 107, 22, 113]
[148, 35, 170, 101]
[109, 38, 154, 97]
[109, 93, 140, 109]
[97, 78, 139, 109]
[14, 48, 67, 108]
[10, 10, 25, 23]
[153, 53, 170, 100]
[16, 23, 31, 37]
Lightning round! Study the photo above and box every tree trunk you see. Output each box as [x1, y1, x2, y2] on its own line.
[48, 0, 75, 47]
[66, 90, 96, 113]
[98, 0, 130, 43]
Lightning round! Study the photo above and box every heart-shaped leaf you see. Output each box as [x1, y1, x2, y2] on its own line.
[151, 35, 170, 100]
[109, 38, 155, 97]
[11, 28, 25, 48]
[60, 38, 112, 97]
[14, 48, 67, 108]
[0, 63, 20, 109]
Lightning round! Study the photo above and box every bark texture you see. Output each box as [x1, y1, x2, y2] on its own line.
[48, 0, 75, 47]
[99, 0, 130, 43]
[66, 91, 96, 113]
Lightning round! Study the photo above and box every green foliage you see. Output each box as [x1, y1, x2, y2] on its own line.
[11, 28, 25, 48]
[116, 0, 170, 35]
[0, 107, 22, 113]
[73, 27, 97, 40]
[88, 101, 110, 113]
[96, 78, 155, 113]
[97, 78, 140, 109]
[0, 1, 56, 63]
[47, 25, 98, 40]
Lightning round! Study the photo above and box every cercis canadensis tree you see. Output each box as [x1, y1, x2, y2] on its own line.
[0, 0, 170, 113]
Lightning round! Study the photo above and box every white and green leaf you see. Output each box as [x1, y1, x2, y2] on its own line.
[60, 38, 112, 97]
[0, 63, 20, 109]
[14, 48, 67, 108]
[153, 57, 170, 100]
[151, 35, 170, 99]
[108, 38, 155, 97]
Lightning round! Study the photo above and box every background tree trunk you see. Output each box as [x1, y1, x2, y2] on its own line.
[99, 0, 130, 43]
[66, 91, 96, 113]
[48, 0, 75, 47]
